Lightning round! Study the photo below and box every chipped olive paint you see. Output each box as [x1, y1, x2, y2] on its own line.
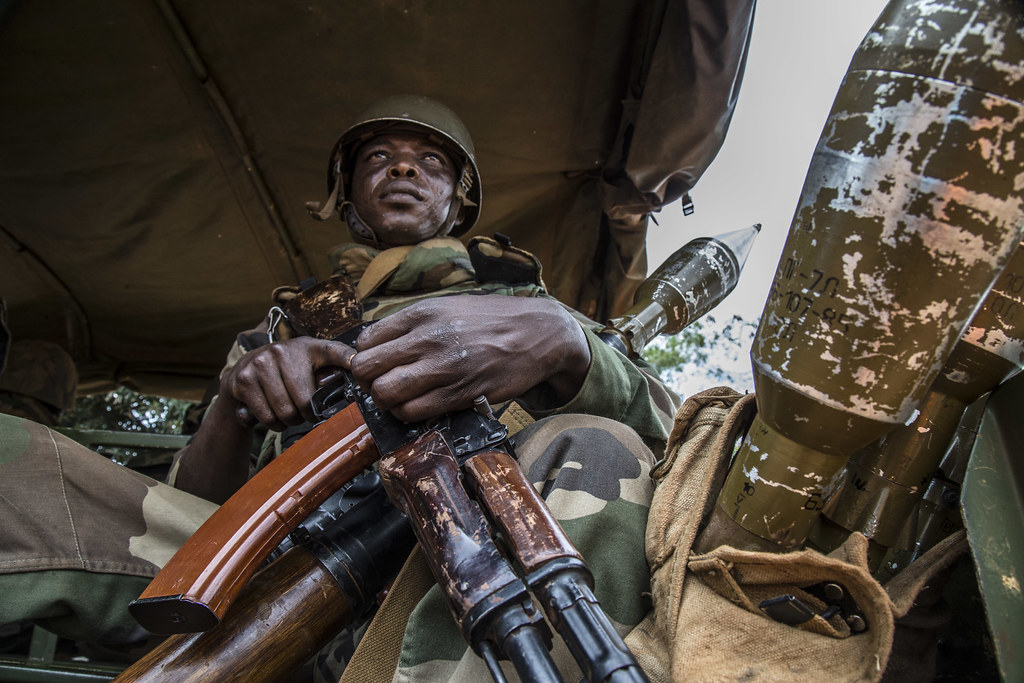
[814, 240, 1024, 554]
[947, 241, 1024, 371]
[707, 0, 1024, 551]
[755, 69, 1024, 433]
[716, 415, 839, 548]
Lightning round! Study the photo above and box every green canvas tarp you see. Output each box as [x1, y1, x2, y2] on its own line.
[0, 0, 753, 398]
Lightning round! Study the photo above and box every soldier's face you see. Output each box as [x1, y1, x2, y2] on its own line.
[350, 133, 462, 247]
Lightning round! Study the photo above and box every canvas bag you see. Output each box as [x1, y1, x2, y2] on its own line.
[624, 387, 968, 682]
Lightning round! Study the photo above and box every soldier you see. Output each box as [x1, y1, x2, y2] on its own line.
[0, 96, 679, 680]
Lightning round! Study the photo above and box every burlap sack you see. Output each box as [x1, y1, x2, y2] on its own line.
[624, 387, 968, 682]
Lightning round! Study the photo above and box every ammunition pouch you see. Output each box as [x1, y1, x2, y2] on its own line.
[624, 387, 968, 682]
[269, 275, 362, 341]
[467, 235, 545, 288]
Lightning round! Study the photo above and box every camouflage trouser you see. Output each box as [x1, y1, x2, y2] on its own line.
[377, 412, 656, 682]
[0, 413, 217, 643]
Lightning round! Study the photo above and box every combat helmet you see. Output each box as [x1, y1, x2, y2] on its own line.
[308, 95, 481, 244]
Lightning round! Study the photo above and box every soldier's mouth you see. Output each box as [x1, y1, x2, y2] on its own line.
[379, 182, 424, 202]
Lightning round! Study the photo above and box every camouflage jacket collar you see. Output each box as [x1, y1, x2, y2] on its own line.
[329, 237, 476, 298]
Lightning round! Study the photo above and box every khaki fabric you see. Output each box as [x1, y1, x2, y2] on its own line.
[340, 547, 434, 683]
[353, 245, 415, 300]
[624, 387, 968, 682]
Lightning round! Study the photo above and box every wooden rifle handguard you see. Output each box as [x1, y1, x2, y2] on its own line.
[463, 449, 584, 572]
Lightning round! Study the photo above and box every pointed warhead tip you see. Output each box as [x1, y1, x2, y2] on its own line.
[712, 222, 761, 269]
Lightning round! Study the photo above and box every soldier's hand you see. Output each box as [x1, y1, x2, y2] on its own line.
[220, 337, 356, 431]
[349, 295, 591, 423]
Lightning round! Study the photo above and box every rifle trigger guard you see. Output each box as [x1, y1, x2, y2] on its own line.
[310, 374, 353, 421]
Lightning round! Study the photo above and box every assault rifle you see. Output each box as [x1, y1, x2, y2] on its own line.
[120, 369, 647, 682]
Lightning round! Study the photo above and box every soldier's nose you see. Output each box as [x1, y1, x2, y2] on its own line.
[388, 162, 418, 178]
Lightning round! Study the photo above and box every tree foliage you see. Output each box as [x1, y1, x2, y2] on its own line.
[642, 315, 758, 395]
[642, 325, 711, 374]
[58, 387, 194, 469]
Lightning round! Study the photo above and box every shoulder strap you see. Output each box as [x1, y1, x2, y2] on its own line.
[467, 234, 545, 288]
[340, 546, 435, 683]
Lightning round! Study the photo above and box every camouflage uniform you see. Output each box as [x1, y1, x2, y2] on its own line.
[0, 414, 217, 643]
[0, 238, 679, 678]
[0, 339, 217, 643]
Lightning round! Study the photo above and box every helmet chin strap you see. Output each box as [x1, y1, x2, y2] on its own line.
[341, 202, 382, 249]
[437, 196, 465, 238]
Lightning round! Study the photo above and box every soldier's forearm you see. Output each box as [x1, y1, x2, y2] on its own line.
[173, 398, 254, 504]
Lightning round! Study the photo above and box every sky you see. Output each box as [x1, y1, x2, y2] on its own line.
[647, 0, 890, 323]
